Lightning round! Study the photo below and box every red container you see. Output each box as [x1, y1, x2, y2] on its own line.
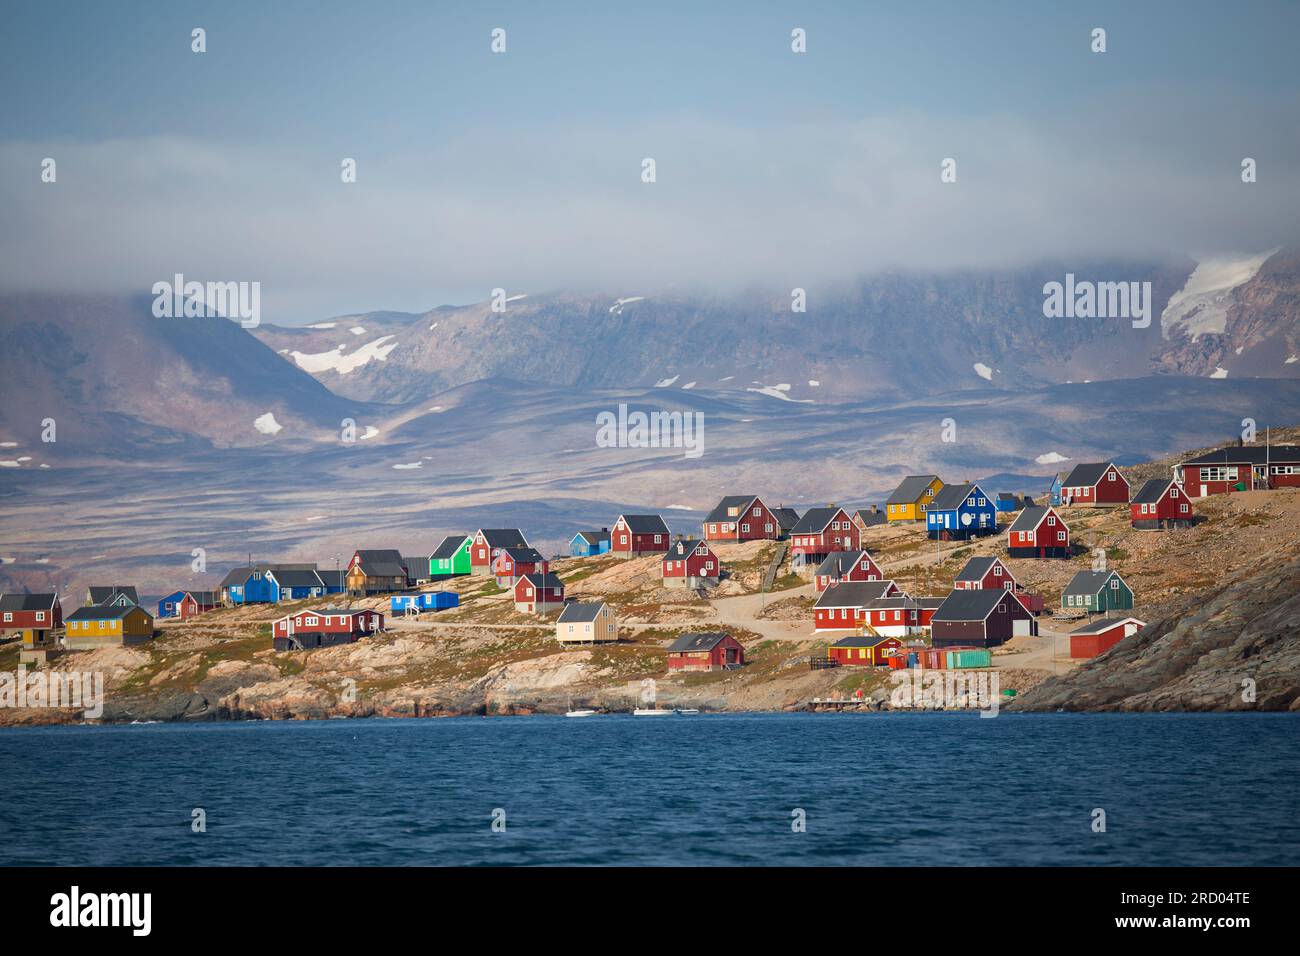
[887, 655, 907, 670]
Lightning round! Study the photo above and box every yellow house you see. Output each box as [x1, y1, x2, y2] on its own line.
[555, 602, 619, 644]
[64, 604, 155, 649]
[886, 475, 944, 523]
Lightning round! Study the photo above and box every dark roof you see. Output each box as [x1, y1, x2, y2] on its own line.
[704, 495, 759, 523]
[88, 586, 138, 605]
[815, 550, 872, 578]
[1181, 445, 1300, 466]
[478, 529, 529, 549]
[914, 596, 947, 609]
[664, 538, 712, 560]
[887, 475, 940, 505]
[0, 592, 58, 612]
[186, 591, 218, 605]
[814, 580, 895, 609]
[1131, 478, 1175, 504]
[430, 535, 467, 560]
[931, 589, 1010, 622]
[218, 567, 253, 588]
[853, 507, 887, 526]
[557, 602, 606, 623]
[499, 546, 545, 564]
[315, 569, 346, 588]
[928, 483, 987, 512]
[67, 603, 152, 622]
[268, 568, 325, 588]
[791, 507, 844, 534]
[571, 529, 610, 545]
[402, 556, 430, 574]
[771, 507, 800, 530]
[353, 550, 407, 578]
[617, 514, 670, 534]
[519, 572, 563, 589]
[1063, 570, 1125, 596]
[1008, 505, 1056, 534]
[667, 632, 732, 652]
[1070, 616, 1145, 635]
[955, 556, 1002, 582]
[1061, 462, 1120, 487]
[831, 634, 895, 648]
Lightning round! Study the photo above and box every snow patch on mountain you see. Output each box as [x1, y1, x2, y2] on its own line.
[973, 363, 994, 381]
[254, 412, 282, 435]
[292, 335, 398, 375]
[746, 383, 814, 403]
[349, 326, 367, 335]
[609, 296, 645, 314]
[392, 461, 423, 470]
[1210, 366, 1229, 379]
[655, 375, 680, 387]
[1160, 250, 1277, 341]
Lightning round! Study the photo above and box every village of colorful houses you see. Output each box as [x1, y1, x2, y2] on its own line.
[3, 442, 1297, 685]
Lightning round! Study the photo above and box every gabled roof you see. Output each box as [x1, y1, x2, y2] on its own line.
[771, 507, 800, 530]
[931, 588, 1012, 622]
[557, 602, 607, 623]
[218, 567, 254, 589]
[268, 568, 326, 589]
[814, 580, 895, 609]
[913, 596, 947, 609]
[518, 572, 563, 590]
[704, 495, 760, 523]
[815, 550, 874, 578]
[1062, 569, 1126, 597]
[667, 632, 733, 652]
[616, 514, 670, 534]
[431, 535, 468, 560]
[1070, 616, 1146, 635]
[1061, 461, 1122, 487]
[1180, 445, 1300, 466]
[88, 586, 138, 605]
[477, 529, 529, 549]
[402, 556, 430, 574]
[498, 547, 545, 564]
[352, 550, 407, 578]
[887, 475, 940, 505]
[791, 507, 845, 535]
[571, 529, 610, 546]
[831, 634, 895, 648]
[0, 592, 59, 612]
[954, 556, 1009, 583]
[315, 569, 346, 589]
[1008, 505, 1058, 534]
[67, 603, 152, 622]
[928, 483, 988, 512]
[853, 507, 887, 526]
[663, 538, 713, 561]
[185, 591, 218, 605]
[1131, 478, 1176, 505]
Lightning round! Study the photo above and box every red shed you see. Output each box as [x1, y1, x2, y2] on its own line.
[1130, 479, 1194, 529]
[702, 496, 784, 542]
[828, 634, 902, 666]
[272, 606, 383, 650]
[1006, 505, 1070, 559]
[1069, 616, 1145, 658]
[790, 506, 861, 565]
[468, 529, 530, 574]
[492, 547, 549, 585]
[611, 514, 671, 556]
[662, 538, 720, 587]
[812, 580, 899, 631]
[1060, 462, 1130, 505]
[953, 557, 1018, 591]
[513, 572, 566, 613]
[1173, 445, 1300, 497]
[0, 593, 63, 631]
[814, 550, 883, 592]
[667, 632, 745, 671]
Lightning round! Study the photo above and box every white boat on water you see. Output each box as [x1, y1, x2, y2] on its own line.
[633, 708, 673, 716]
[565, 709, 598, 718]
[675, 708, 699, 715]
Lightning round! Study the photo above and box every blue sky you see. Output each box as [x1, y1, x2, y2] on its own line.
[3, 1, 1298, 321]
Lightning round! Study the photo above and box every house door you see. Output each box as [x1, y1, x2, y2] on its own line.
[1012, 619, 1032, 637]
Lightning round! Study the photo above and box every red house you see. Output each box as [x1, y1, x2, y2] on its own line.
[611, 514, 671, 556]
[1006, 505, 1070, 559]
[272, 606, 383, 651]
[1070, 616, 1145, 658]
[814, 550, 883, 593]
[513, 572, 565, 613]
[702, 496, 785, 541]
[662, 538, 720, 587]
[1130, 478, 1194, 529]
[828, 634, 902, 666]
[953, 557, 1017, 591]
[0, 593, 63, 631]
[790, 507, 861, 566]
[492, 547, 549, 585]
[468, 528, 530, 574]
[813, 580, 900, 631]
[1060, 462, 1130, 505]
[1173, 444, 1300, 497]
[176, 590, 218, 619]
[666, 632, 745, 671]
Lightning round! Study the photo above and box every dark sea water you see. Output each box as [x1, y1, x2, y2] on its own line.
[1, 712, 1296, 866]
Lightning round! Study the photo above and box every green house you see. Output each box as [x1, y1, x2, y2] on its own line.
[1061, 570, 1134, 614]
[430, 534, 472, 577]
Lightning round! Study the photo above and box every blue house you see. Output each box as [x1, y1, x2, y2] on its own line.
[157, 589, 188, 618]
[391, 592, 460, 614]
[265, 567, 327, 602]
[570, 529, 611, 557]
[926, 483, 998, 540]
[1048, 475, 1063, 507]
[316, 568, 347, 595]
[219, 567, 257, 605]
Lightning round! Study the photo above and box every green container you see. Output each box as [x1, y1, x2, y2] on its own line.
[946, 650, 992, 669]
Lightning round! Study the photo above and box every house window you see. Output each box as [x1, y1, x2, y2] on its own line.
[1180, 503, 1188, 513]
[993, 566, 1002, 576]
[752, 507, 761, 516]
[1057, 531, 1065, 541]
[1200, 466, 1237, 482]
[1047, 516, 1055, 525]
[653, 534, 662, 544]
[740, 524, 749, 533]
[2, 613, 10, 622]
[1110, 580, 1119, 589]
